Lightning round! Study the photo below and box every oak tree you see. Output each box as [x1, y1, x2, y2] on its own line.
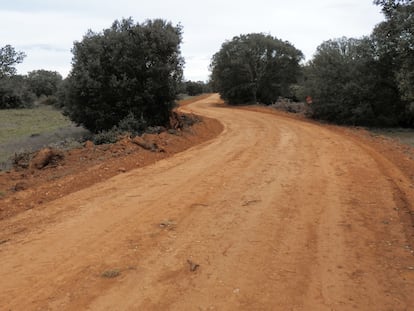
[210, 33, 303, 105]
[62, 18, 184, 133]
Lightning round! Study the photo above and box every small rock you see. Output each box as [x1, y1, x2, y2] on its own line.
[118, 167, 127, 173]
[233, 288, 240, 294]
[132, 136, 153, 150]
[14, 182, 28, 191]
[187, 259, 200, 272]
[159, 220, 176, 230]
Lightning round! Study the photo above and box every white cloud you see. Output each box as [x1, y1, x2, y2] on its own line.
[0, 0, 384, 81]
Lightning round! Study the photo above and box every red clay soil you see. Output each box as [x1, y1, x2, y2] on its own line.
[0, 95, 223, 220]
[240, 104, 414, 247]
[240, 104, 414, 188]
[0, 94, 413, 310]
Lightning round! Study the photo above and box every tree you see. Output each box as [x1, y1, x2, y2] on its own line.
[0, 45, 33, 109]
[304, 37, 404, 126]
[374, 0, 412, 17]
[184, 80, 205, 96]
[0, 45, 26, 78]
[295, 1, 413, 127]
[27, 70, 63, 97]
[62, 18, 184, 133]
[0, 75, 35, 109]
[373, 0, 414, 105]
[210, 33, 303, 105]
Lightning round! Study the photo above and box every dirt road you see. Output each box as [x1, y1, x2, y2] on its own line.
[1, 94, 413, 310]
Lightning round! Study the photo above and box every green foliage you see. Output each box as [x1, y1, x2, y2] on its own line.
[280, 1, 414, 126]
[0, 45, 32, 109]
[299, 0, 414, 127]
[117, 111, 147, 134]
[210, 33, 303, 105]
[373, 0, 412, 17]
[36, 95, 58, 106]
[303, 37, 404, 126]
[55, 78, 69, 108]
[373, 0, 414, 105]
[184, 80, 205, 96]
[62, 17, 184, 133]
[27, 70, 62, 97]
[0, 45, 26, 78]
[91, 128, 122, 145]
[0, 75, 35, 109]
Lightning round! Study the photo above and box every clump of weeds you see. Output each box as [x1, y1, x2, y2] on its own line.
[101, 269, 121, 278]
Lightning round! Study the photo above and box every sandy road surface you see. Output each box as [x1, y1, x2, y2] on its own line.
[1, 94, 414, 310]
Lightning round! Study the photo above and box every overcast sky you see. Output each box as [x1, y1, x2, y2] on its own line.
[0, 0, 384, 81]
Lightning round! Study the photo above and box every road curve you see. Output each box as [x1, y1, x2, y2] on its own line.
[1, 94, 413, 310]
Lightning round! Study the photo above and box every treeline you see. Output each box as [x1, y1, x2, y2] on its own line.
[2, 0, 413, 132]
[0, 45, 62, 108]
[299, 0, 414, 126]
[210, 0, 414, 127]
[0, 18, 186, 136]
[0, 18, 213, 135]
[180, 80, 211, 96]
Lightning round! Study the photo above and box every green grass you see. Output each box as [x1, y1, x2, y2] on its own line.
[0, 105, 71, 145]
[371, 128, 414, 147]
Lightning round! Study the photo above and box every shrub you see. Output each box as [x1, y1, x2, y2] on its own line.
[303, 37, 405, 126]
[36, 95, 58, 106]
[117, 112, 147, 135]
[26, 70, 62, 97]
[210, 33, 303, 105]
[91, 128, 122, 145]
[0, 76, 35, 109]
[62, 18, 184, 133]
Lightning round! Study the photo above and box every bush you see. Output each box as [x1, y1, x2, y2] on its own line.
[117, 112, 147, 134]
[303, 37, 405, 126]
[12, 151, 32, 169]
[26, 70, 62, 97]
[0, 75, 35, 109]
[184, 81, 204, 96]
[300, 1, 414, 127]
[210, 33, 303, 105]
[36, 95, 58, 106]
[91, 128, 122, 145]
[62, 18, 184, 133]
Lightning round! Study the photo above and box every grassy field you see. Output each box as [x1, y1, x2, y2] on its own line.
[0, 105, 72, 145]
[0, 105, 88, 169]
